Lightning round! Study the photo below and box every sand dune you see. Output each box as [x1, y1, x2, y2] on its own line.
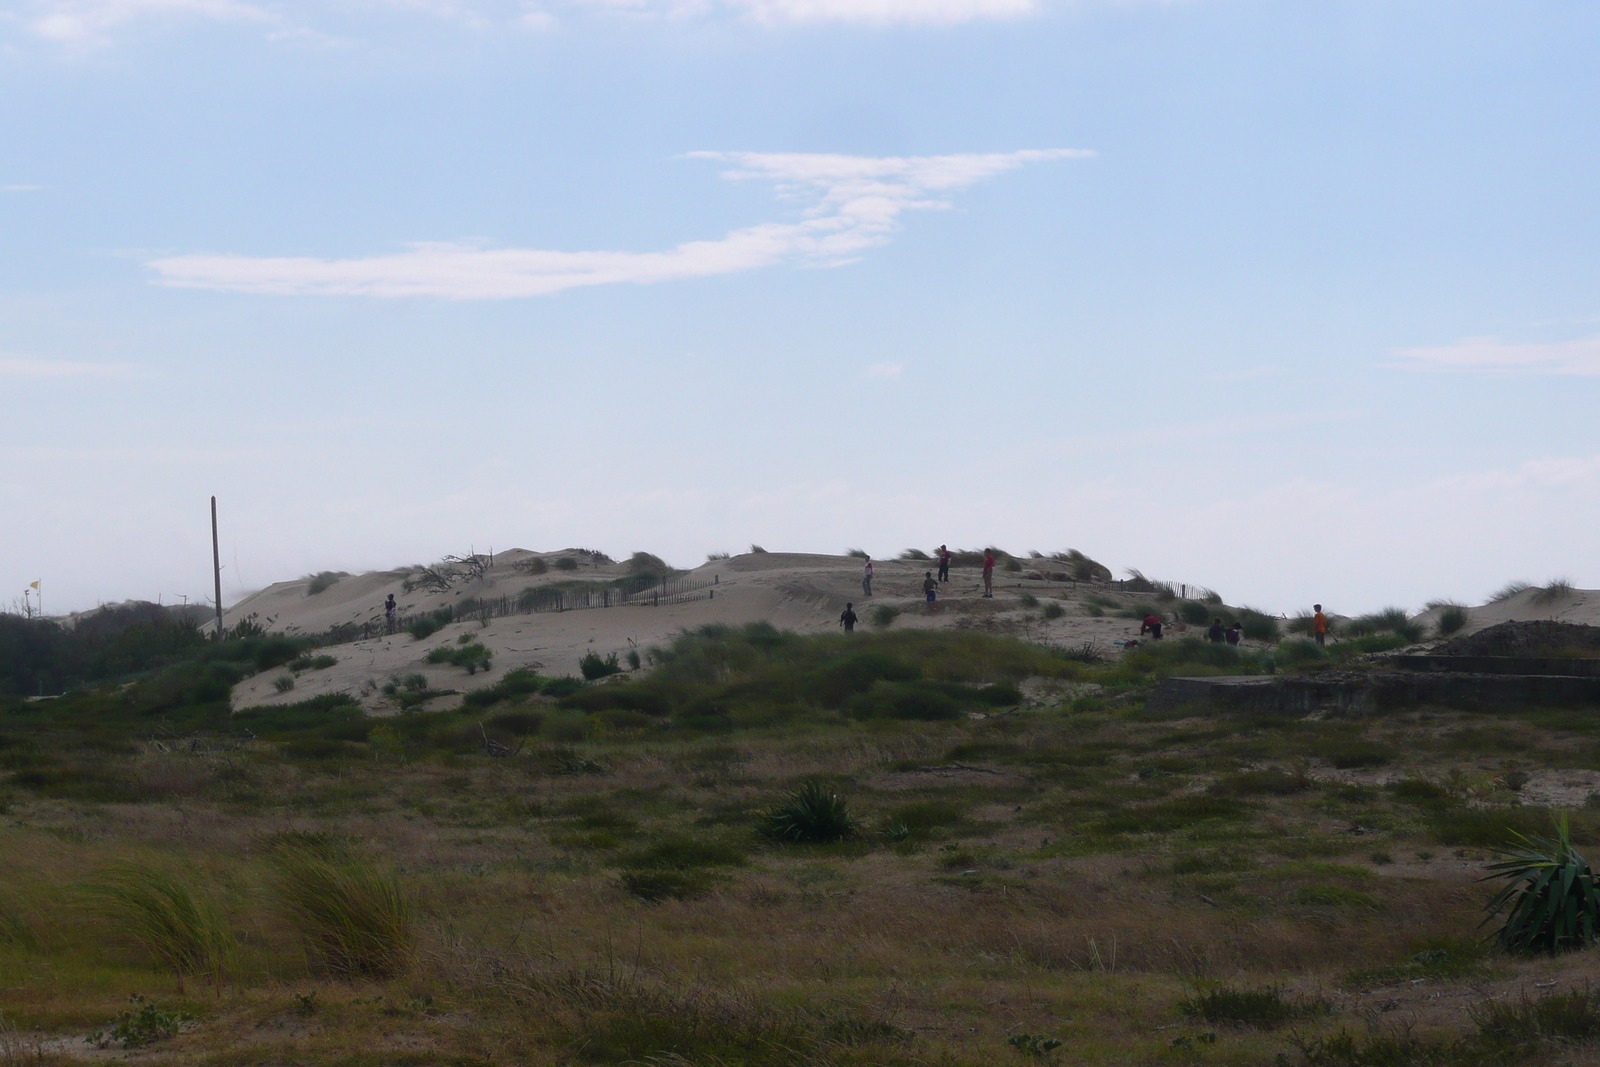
[224, 551, 1600, 713]
[227, 550, 1150, 711]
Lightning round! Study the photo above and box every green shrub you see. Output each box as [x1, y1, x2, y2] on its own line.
[1431, 602, 1470, 636]
[408, 616, 443, 640]
[486, 710, 543, 736]
[1239, 610, 1281, 642]
[759, 782, 859, 843]
[271, 848, 413, 978]
[85, 865, 233, 991]
[1041, 602, 1065, 620]
[844, 682, 964, 721]
[88, 996, 196, 1049]
[273, 674, 295, 693]
[869, 605, 901, 628]
[897, 548, 931, 561]
[1179, 985, 1328, 1029]
[518, 556, 549, 575]
[541, 677, 584, 698]
[1019, 592, 1039, 607]
[748, 545, 766, 554]
[579, 651, 622, 681]
[554, 557, 579, 571]
[626, 649, 642, 670]
[1179, 601, 1210, 625]
[308, 655, 337, 670]
[1483, 814, 1600, 953]
[426, 642, 492, 674]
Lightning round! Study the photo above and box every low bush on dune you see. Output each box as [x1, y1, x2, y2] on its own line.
[869, 604, 900, 628]
[1179, 601, 1210, 625]
[426, 640, 492, 674]
[579, 651, 622, 681]
[897, 548, 931, 561]
[1041, 601, 1065, 620]
[1430, 601, 1471, 636]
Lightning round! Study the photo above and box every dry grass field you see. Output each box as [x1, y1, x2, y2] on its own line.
[7, 620, 1600, 1066]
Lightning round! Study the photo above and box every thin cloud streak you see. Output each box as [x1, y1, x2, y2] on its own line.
[1392, 333, 1600, 376]
[28, 0, 271, 43]
[147, 149, 1090, 300]
[0, 357, 144, 379]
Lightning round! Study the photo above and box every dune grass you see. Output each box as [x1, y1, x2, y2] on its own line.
[84, 864, 234, 992]
[270, 846, 413, 979]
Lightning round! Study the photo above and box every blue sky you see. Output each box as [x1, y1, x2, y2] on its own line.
[2, 0, 1598, 616]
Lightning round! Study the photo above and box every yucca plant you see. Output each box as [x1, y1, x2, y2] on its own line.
[272, 848, 413, 978]
[1481, 813, 1600, 953]
[759, 782, 859, 843]
[85, 864, 233, 992]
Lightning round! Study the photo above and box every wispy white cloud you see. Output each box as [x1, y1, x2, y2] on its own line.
[571, 0, 1040, 24]
[147, 148, 1090, 300]
[0, 356, 143, 379]
[863, 361, 905, 379]
[26, 0, 271, 43]
[19, 0, 1049, 46]
[1392, 333, 1600, 376]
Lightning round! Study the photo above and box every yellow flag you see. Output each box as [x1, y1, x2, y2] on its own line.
[29, 581, 39, 590]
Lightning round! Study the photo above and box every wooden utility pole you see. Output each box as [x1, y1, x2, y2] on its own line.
[211, 496, 224, 640]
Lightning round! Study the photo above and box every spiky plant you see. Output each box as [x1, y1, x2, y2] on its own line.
[759, 782, 859, 843]
[1481, 813, 1600, 953]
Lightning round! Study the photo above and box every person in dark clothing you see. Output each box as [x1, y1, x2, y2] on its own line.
[1226, 621, 1242, 646]
[1208, 617, 1226, 643]
[841, 603, 858, 632]
[384, 593, 397, 633]
[923, 571, 939, 612]
[937, 545, 951, 583]
[1140, 614, 1163, 639]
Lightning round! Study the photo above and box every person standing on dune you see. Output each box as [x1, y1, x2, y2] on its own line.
[862, 556, 874, 597]
[924, 571, 939, 613]
[841, 602, 858, 632]
[982, 549, 996, 598]
[1313, 604, 1328, 647]
[937, 545, 951, 584]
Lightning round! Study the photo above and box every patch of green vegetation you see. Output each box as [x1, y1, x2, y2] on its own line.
[1180, 985, 1328, 1029]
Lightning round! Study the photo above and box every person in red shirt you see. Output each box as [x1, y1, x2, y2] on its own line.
[982, 550, 996, 598]
[937, 545, 951, 584]
[1313, 604, 1328, 646]
[1141, 613, 1163, 639]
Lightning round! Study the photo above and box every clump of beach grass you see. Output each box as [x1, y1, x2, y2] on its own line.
[1531, 578, 1576, 605]
[271, 847, 414, 978]
[1428, 601, 1470, 636]
[84, 864, 233, 992]
[1491, 580, 1531, 603]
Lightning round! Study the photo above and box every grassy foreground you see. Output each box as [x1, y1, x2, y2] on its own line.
[6, 624, 1600, 1065]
